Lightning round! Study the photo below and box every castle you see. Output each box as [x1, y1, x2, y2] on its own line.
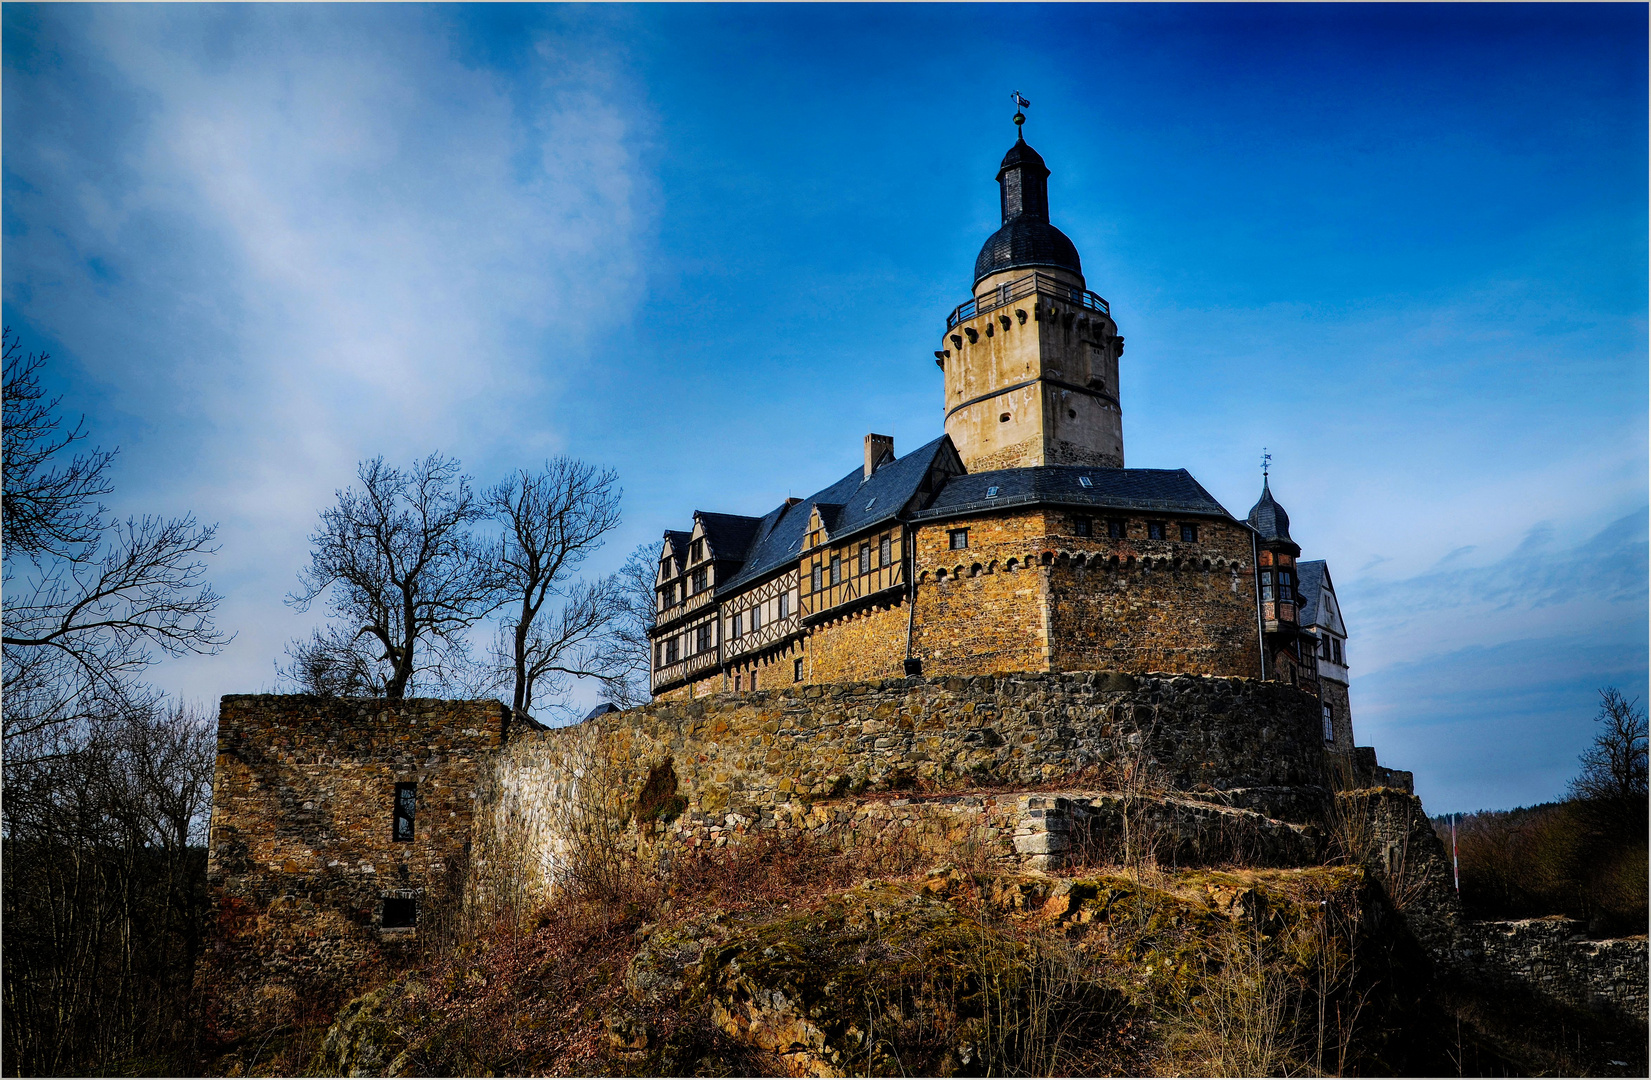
[647, 120, 1357, 753]
[201, 117, 1649, 1051]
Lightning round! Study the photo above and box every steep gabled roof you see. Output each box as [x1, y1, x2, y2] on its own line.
[694, 511, 763, 562]
[715, 435, 957, 595]
[660, 530, 691, 576]
[1296, 560, 1326, 626]
[912, 466, 1234, 522]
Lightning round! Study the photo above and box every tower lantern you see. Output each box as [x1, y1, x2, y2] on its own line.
[938, 115, 1125, 473]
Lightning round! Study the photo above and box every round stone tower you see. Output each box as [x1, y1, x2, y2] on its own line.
[936, 127, 1124, 472]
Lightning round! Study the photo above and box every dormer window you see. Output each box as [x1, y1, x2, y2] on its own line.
[690, 539, 704, 562]
[986, 486, 1000, 498]
[1078, 476, 1092, 488]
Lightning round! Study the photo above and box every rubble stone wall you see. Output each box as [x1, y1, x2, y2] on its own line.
[476, 671, 1332, 903]
[1455, 918, 1649, 1024]
[202, 696, 507, 1034]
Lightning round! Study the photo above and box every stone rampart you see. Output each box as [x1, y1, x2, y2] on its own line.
[476, 671, 1331, 902]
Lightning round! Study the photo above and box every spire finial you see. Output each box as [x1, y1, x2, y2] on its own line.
[1011, 91, 1030, 138]
[1261, 448, 1272, 481]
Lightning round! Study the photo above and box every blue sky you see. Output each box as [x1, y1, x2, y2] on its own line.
[5, 3, 1645, 812]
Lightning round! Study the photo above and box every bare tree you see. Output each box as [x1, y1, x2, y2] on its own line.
[3, 334, 227, 755]
[1570, 686, 1649, 804]
[2, 328, 115, 561]
[602, 540, 658, 708]
[485, 460, 625, 722]
[285, 454, 499, 699]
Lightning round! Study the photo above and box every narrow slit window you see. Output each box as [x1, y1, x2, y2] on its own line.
[794, 657, 804, 682]
[811, 563, 822, 592]
[830, 556, 842, 585]
[859, 544, 871, 574]
[778, 591, 790, 619]
[393, 783, 416, 843]
[880, 535, 892, 567]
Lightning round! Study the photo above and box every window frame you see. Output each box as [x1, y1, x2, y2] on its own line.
[1073, 516, 1093, 538]
[1107, 519, 1126, 539]
[1147, 521, 1165, 541]
[859, 543, 871, 575]
[948, 529, 969, 551]
[830, 556, 842, 585]
[879, 535, 892, 568]
[731, 611, 743, 638]
[1179, 523, 1197, 543]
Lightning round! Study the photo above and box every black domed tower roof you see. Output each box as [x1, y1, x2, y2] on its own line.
[973, 134, 1083, 286]
[1247, 477, 1292, 542]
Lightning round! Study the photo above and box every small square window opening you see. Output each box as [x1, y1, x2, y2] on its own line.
[1073, 516, 1093, 538]
[1179, 523, 1197, 543]
[1107, 519, 1126, 539]
[382, 897, 418, 929]
[949, 529, 969, 551]
[1147, 522, 1165, 540]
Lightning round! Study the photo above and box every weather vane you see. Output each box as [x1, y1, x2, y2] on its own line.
[1261, 448, 1272, 479]
[1011, 91, 1031, 132]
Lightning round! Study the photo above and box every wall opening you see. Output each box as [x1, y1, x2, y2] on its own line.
[382, 896, 418, 929]
[392, 782, 416, 842]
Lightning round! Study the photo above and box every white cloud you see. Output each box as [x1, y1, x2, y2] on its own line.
[5, 7, 656, 703]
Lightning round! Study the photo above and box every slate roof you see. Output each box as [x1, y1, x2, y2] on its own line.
[1296, 560, 1326, 627]
[1247, 478, 1292, 542]
[911, 465, 1235, 522]
[975, 135, 1082, 285]
[715, 435, 955, 596]
[662, 529, 691, 568]
[695, 511, 763, 562]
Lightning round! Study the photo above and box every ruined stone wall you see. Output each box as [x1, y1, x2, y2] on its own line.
[1320, 678, 1354, 754]
[911, 510, 1050, 674]
[476, 671, 1331, 905]
[202, 696, 507, 1034]
[1455, 918, 1649, 1024]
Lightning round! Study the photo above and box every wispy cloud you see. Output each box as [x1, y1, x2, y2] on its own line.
[4, 6, 656, 697]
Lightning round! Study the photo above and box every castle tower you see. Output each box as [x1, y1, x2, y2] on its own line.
[1248, 475, 1316, 689]
[936, 124, 1124, 472]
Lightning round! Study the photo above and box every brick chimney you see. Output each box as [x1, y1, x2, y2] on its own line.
[864, 433, 894, 480]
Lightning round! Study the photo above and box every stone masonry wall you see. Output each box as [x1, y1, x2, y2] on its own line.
[1044, 516, 1260, 678]
[202, 696, 507, 1035]
[475, 672, 1331, 905]
[1454, 918, 1649, 1024]
[806, 600, 912, 685]
[911, 510, 1051, 674]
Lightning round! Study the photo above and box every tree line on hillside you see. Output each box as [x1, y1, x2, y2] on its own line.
[1, 329, 653, 1075]
[1435, 687, 1649, 938]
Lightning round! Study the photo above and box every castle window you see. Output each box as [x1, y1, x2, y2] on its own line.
[690, 539, 704, 562]
[750, 605, 762, 632]
[1073, 516, 1093, 538]
[392, 783, 416, 843]
[734, 674, 741, 692]
[986, 486, 1000, 498]
[382, 896, 417, 929]
[750, 670, 759, 691]
[1320, 635, 1331, 661]
[654, 642, 663, 668]
[1107, 520, 1126, 539]
[691, 568, 708, 594]
[665, 637, 680, 664]
[1277, 569, 1294, 599]
[880, 535, 892, 567]
[695, 624, 712, 653]
[859, 544, 871, 574]
[1333, 637, 1344, 665]
[1179, 523, 1198, 543]
[1321, 704, 1334, 742]
[732, 612, 743, 638]
[778, 591, 790, 619]
[1078, 476, 1092, 488]
[811, 563, 822, 592]
[830, 556, 842, 585]
[1261, 571, 1274, 601]
[1147, 522, 1165, 540]
[794, 658, 804, 682]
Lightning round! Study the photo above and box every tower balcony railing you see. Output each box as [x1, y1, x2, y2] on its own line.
[945, 271, 1109, 330]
